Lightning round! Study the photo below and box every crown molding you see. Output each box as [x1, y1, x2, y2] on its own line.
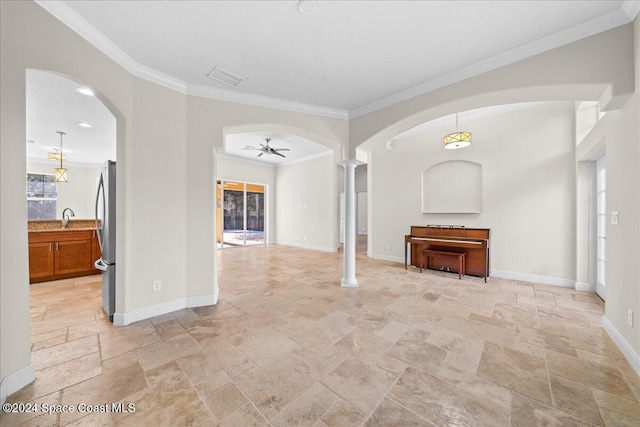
[216, 153, 276, 168]
[184, 83, 348, 119]
[279, 150, 333, 166]
[217, 150, 332, 168]
[349, 8, 635, 118]
[621, 0, 640, 20]
[37, 1, 634, 122]
[35, 1, 348, 120]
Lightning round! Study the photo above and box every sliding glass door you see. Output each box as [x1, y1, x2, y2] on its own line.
[216, 180, 265, 248]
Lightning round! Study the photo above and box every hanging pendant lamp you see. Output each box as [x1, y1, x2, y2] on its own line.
[54, 131, 68, 183]
[443, 113, 472, 150]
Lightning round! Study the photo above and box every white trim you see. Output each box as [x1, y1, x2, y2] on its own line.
[602, 315, 640, 375]
[217, 150, 333, 168]
[185, 83, 349, 120]
[366, 257, 580, 288]
[113, 294, 217, 326]
[0, 363, 36, 404]
[34, 1, 635, 121]
[368, 253, 405, 264]
[279, 150, 333, 166]
[34, 1, 348, 120]
[217, 153, 276, 168]
[621, 1, 640, 20]
[349, 8, 633, 118]
[491, 269, 575, 287]
[575, 281, 596, 292]
[274, 241, 337, 253]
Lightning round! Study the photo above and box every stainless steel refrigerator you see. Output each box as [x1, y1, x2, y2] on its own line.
[95, 160, 116, 322]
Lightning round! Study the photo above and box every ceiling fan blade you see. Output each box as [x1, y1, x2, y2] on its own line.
[257, 152, 264, 157]
[242, 145, 260, 150]
[273, 151, 286, 158]
[272, 148, 290, 151]
[259, 143, 267, 149]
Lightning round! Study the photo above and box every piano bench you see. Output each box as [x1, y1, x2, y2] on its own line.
[420, 249, 466, 279]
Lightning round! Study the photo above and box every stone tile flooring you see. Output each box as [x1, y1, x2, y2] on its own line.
[3, 242, 640, 426]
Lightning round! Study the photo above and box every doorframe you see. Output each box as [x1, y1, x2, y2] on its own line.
[217, 179, 268, 248]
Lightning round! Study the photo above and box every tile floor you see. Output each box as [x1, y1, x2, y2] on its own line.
[2, 240, 640, 426]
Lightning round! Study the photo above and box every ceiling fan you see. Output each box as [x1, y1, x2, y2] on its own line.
[242, 138, 290, 158]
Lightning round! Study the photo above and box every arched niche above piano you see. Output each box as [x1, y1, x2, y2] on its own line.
[422, 160, 483, 213]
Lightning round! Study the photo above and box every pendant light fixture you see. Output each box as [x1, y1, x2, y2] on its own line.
[54, 131, 68, 183]
[443, 113, 472, 149]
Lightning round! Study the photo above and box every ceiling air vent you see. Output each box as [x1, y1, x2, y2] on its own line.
[207, 66, 245, 87]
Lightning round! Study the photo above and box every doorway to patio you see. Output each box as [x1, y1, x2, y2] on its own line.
[216, 180, 266, 248]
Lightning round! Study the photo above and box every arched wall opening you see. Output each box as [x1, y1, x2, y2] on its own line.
[25, 68, 122, 320]
[356, 96, 605, 289]
[212, 124, 343, 293]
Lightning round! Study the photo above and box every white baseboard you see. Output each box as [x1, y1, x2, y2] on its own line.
[0, 363, 35, 404]
[368, 252, 405, 264]
[602, 315, 640, 376]
[113, 294, 217, 326]
[366, 256, 580, 288]
[491, 269, 575, 288]
[275, 241, 337, 253]
[575, 281, 596, 292]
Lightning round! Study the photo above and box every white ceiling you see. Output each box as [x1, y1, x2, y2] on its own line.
[26, 70, 116, 167]
[41, 0, 638, 119]
[28, 1, 639, 166]
[225, 132, 331, 166]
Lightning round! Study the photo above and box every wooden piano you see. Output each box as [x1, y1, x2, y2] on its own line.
[405, 225, 490, 281]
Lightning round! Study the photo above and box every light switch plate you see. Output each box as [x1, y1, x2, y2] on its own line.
[611, 211, 619, 225]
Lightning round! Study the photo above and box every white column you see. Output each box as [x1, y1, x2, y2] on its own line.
[340, 160, 359, 287]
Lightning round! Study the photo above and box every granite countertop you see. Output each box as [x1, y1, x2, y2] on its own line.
[28, 219, 98, 233]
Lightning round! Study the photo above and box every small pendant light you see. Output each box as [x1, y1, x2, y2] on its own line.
[443, 113, 472, 149]
[54, 131, 68, 183]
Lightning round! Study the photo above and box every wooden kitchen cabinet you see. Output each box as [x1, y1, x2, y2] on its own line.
[28, 230, 99, 283]
[28, 242, 55, 279]
[54, 239, 92, 274]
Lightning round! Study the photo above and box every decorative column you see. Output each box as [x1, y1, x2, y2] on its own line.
[340, 160, 361, 287]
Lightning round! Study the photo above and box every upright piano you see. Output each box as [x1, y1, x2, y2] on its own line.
[405, 225, 490, 281]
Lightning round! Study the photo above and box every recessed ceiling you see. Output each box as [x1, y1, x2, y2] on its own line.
[26, 70, 116, 167]
[225, 132, 331, 165]
[39, 1, 637, 118]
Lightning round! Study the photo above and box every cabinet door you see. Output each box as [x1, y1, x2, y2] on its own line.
[55, 240, 93, 275]
[29, 242, 55, 279]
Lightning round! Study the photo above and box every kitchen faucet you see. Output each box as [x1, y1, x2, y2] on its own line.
[62, 208, 75, 228]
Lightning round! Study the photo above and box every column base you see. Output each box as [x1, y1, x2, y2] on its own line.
[341, 278, 358, 288]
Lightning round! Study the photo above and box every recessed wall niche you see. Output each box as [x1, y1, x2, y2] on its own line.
[421, 160, 483, 213]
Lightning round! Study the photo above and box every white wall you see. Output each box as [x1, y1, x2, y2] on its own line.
[370, 102, 577, 282]
[357, 192, 367, 235]
[1, 0, 348, 401]
[26, 161, 100, 219]
[275, 153, 337, 251]
[216, 155, 276, 243]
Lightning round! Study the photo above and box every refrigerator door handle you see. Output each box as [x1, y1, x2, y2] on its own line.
[94, 258, 108, 272]
[95, 173, 105, 252]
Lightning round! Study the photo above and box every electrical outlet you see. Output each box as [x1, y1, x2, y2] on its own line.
[152, 280, 161, 292]
[612, 211, 619, 225]
[628, 309, 634, 327]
